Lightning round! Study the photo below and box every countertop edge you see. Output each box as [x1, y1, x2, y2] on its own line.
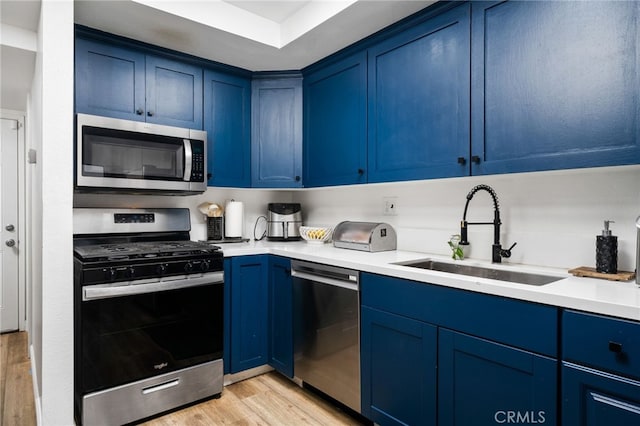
[213, 241, 640, 322]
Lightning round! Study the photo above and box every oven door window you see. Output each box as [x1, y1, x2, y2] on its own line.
[82, 126, 184, 181]
[80, 283, 222, 394]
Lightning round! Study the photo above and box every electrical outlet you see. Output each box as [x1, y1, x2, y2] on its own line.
[383, 197, 398, 216]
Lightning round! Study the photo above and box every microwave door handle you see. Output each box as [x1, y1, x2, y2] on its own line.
[183, 139, 192, 181]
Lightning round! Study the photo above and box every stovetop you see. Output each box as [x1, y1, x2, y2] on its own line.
[74, 240, 221, 262]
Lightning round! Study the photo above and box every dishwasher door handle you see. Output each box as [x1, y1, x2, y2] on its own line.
[291, 269, 358, 291]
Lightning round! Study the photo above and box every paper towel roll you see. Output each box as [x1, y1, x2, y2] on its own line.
[225, 200, 244, 238]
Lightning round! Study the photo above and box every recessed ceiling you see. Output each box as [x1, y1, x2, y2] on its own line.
[1, 0, 437, 110]
[74, 0, 436, 71]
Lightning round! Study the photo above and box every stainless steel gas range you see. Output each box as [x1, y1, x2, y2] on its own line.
[73, 208, 224, 426]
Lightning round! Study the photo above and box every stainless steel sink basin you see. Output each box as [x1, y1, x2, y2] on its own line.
[395, 259, 563, 286]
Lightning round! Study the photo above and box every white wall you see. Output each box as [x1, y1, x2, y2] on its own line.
[293, 165, 640, 271]
[28, 1, 75, 424]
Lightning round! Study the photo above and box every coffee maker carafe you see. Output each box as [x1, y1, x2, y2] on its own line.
[267, 203, 302, 241]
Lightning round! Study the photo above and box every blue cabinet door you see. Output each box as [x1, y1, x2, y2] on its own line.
[204, 70, 251, 187]
[361, 306, 437, 426]
[367, 4, 471, 183]
[229, 255, 268, 373]
[267, 256, 293, 377]
[471, 1, 640, 175]
[223, 258, 232, 374]
[438, 329, 557, 426]
[303, 52, 367, 187]
[75, 38, 146, 121]
[145, 55, 203, 129]
[562, 363, 640, 426]
[251, 77, 303, 188]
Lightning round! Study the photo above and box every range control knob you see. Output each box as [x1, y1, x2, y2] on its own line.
[200, 260, 210, 272]
[184, 262, 194, 272]
[125, 267, 135, 279]
[105, 268, 117, 282]
[157, 264, 168, 275]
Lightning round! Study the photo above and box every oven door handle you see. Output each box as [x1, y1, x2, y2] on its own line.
[83, 272, 224, 301]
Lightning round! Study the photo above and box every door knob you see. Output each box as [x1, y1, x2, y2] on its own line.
[5, 224, 14, 231]
[5, 239, 15, 247]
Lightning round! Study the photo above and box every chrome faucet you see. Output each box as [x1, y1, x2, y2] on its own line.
[460, 184, 516, 263]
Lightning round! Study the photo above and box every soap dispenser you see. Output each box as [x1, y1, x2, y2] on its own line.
[596, 220, 617, 274]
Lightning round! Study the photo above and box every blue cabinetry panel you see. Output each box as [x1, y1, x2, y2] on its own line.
[562, 363, 640, 426]
[563, 310, 640, 382]
[439, 329, 557, 426]
[268, 256, 293, 377]
[75, 38, 146, 121]
[229, 256, 268, 373]
[472, 1, 640, 174]
[367, 4, 471, 182]
[76, 37, 204, 129]
[146, 56, 203, 129]
[361, 273, 557, 357]
[223, 258, 232, 374]
[361, 306, 436, 426]
[251, 77, 303, 188]
[303, 52, 367, 187]
[204, 70, 251, 187]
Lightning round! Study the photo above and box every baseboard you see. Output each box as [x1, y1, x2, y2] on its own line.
[29, 344, 43, 426]
[223, 365, 274, 386]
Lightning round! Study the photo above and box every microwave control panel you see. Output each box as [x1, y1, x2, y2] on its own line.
[191, 141, 205, 182]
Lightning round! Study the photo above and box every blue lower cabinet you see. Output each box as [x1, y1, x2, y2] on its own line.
[268, 256, 293, 377]
[361, 306, 437, 426]
[229, 255, 268, 373]
[562, 363, 640, 426]
[223, 259, 232, 374]
[438, 329, 557, 426]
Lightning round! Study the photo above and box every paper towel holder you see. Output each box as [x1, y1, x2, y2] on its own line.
[225, 199, 245, 239]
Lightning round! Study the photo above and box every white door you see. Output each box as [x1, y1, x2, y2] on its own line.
[1, 118, 20, 332]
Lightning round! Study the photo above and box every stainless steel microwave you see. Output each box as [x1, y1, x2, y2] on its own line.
[76, 113, 207, 194]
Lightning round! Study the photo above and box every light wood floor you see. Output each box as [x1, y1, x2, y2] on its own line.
[1, 331, 366, 426]
[0, 331, 36, 426]
[141, 372, 368, 426]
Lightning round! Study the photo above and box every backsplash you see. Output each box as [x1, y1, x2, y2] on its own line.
[293, 165, 640, 271]
[75, 164, 640, 271]
[73, 188, 293, 242]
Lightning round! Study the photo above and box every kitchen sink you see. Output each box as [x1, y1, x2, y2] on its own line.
[395, 259, 563, 286]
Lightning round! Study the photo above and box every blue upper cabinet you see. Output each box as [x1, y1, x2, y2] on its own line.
[303, 52, 367, 187]
[204, 70, 251, 187]
[75, 36, 203, 129]
[145, 55, 203, 129]
[471, 1, 640, 175]
[367, 4, 471, 183]
[75, 37, 146, 122]
[251, 76, 303, 188]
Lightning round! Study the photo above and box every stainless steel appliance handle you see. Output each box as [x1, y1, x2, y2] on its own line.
[291, 269, 358, 291]
[83, 271, 223, 301]
[183, 139, 192, 181]
[141, 379, 180, 395]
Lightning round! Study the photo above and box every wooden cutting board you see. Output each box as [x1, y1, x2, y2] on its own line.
[568, 266, 636, 281]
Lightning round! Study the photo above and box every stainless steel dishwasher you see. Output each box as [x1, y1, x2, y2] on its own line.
[291, 260, 361, 413]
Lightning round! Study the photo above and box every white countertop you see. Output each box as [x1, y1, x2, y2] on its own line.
[212, 240, 640, 322]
